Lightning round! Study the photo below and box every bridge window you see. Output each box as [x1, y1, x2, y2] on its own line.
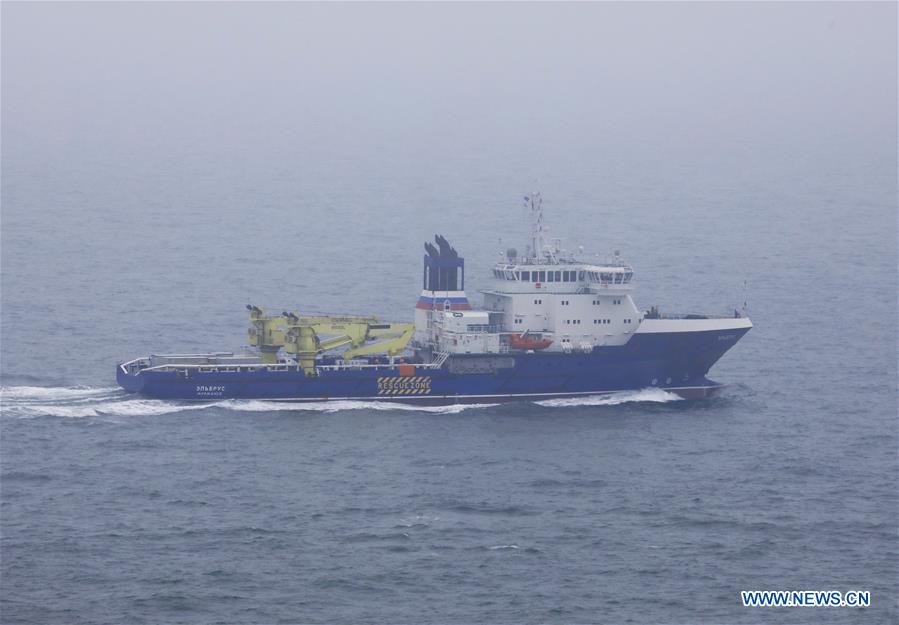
[521, 271, 529, 281]
[547, 272, 554, 282]
[555, 271, 561, 282]
[538, 271, 546, 282]
[578, 271, 585, 280]
[614, 273, 623, 284]
[624, 272, 633, 283]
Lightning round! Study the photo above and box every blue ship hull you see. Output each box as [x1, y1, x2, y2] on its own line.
[117, 327, 749, 403]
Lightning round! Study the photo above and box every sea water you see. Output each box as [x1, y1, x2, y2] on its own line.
[2, 3, 896, 623]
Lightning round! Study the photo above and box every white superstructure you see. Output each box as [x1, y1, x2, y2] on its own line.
[414, 193, 751, 356]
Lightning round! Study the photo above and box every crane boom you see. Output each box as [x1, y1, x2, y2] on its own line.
[245, 305, 413, 373]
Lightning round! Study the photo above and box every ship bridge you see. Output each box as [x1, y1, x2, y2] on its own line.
[489, 261, 633, 293]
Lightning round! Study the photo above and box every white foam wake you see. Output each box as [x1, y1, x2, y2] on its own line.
[2, 384, 681, 418]
[2, 398, 220, 419]
[0, 385, 120, 401]
[219, 399, 499, 415]
[534, 387, 682, 407]
[0, 385, 498, 418]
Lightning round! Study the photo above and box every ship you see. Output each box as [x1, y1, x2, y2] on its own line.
[117, 194, 752, 403]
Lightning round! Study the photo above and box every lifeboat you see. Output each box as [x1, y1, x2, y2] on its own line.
[509, 331, 553, 350]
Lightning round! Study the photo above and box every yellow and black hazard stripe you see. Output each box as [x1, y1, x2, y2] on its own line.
[377, 376, 432, 395]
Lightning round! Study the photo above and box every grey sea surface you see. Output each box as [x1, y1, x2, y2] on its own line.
[1, 2, 897, 624]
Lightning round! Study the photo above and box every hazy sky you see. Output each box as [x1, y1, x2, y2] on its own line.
[3, 2, 896, 167]
[1, 1, 896, 362]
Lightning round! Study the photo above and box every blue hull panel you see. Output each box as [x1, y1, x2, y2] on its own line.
[117, 328, 748, 403]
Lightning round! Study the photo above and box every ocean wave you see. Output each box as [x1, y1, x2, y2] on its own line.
[3, 398, 221, 419]
[0, 385, 120, 401]
[534, 388, 682, 407]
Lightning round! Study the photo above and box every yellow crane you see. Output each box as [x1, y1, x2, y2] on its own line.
[246, 305, 413, 374]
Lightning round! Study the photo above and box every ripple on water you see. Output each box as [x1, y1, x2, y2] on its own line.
[441, 502, 538, 516]
[0, 471, 53, 483]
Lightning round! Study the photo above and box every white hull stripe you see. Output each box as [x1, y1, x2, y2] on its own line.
[635, 318, 752, 333]
[198, 385, 722, 403]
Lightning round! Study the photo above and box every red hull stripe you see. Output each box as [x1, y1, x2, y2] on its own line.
[416, 296, 471, 310]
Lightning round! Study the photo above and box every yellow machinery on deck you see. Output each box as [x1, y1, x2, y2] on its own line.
[246, 305, 414, 374]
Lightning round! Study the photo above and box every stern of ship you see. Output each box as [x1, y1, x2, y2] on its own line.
[116, 360, 146, 393]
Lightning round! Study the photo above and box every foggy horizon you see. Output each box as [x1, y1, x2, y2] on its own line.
[4, 3, 896, 162]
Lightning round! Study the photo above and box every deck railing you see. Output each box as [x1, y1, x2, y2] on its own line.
[644, 311, 744, 320]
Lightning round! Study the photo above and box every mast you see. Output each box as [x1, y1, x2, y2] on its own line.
[524, 192, 555, 263]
